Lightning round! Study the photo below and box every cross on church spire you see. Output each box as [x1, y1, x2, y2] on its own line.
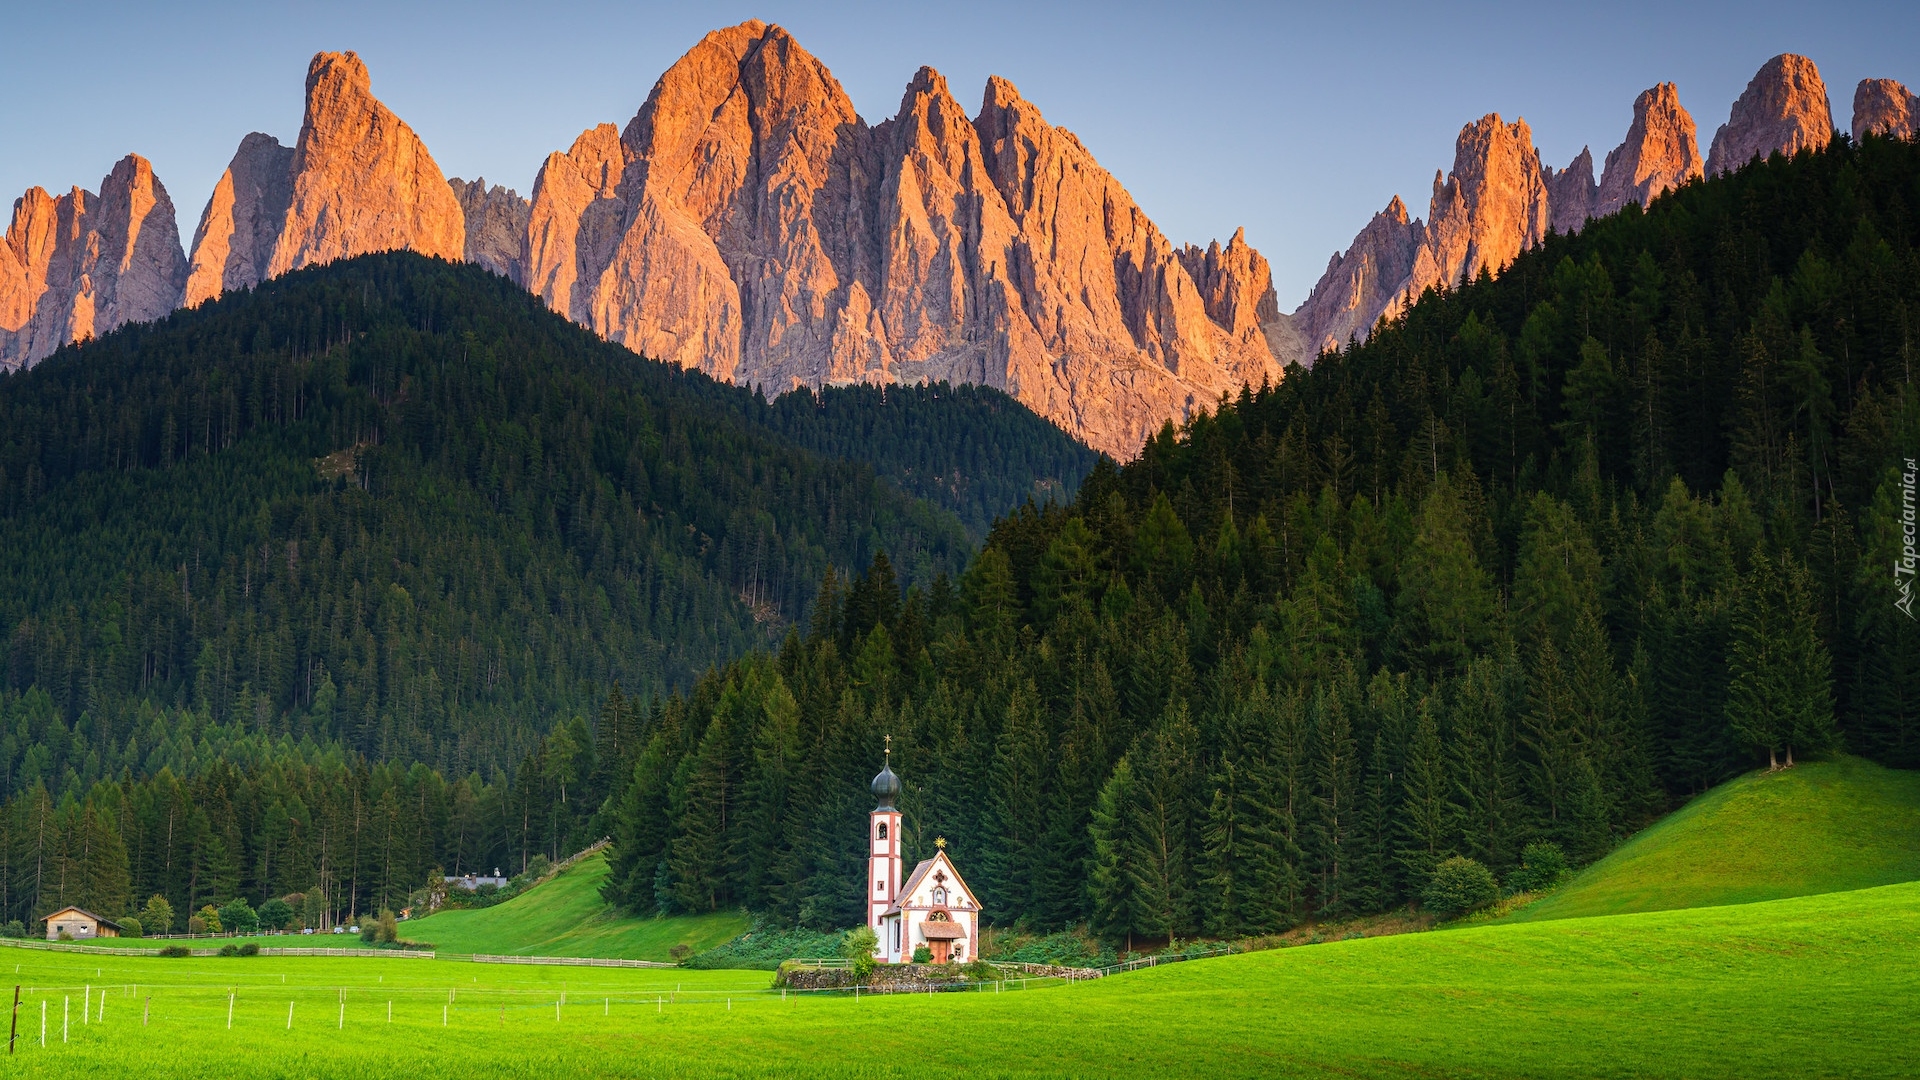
[884, 733, 891, 763]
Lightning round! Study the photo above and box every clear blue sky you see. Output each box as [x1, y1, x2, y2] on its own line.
[3, 0, 1915, 307]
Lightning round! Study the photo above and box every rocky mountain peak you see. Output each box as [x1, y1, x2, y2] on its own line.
[1597, 82, 1703, 217]
[449, 178, 529, 283]
[184, 132, 293, 307]
[523, 124, 627, 325]
[1, 154, 186, 370]
[1409, 114, 1550, 302]
[1852, 78, 1918, 142]
[267, 50, 465, 279]
[1291, 194, 1423, 357]
[513, 22, 1285, 454]
[1544, 147, 1597, 236]
[186, 51, 463, 307]
[1707, 54, 1833, 176]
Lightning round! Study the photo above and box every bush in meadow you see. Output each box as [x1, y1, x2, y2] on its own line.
[1423, 857, 1500, 916]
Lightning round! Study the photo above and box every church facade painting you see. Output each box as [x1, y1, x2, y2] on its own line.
[867, 745, 982, 964]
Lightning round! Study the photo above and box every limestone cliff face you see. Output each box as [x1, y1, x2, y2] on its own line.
[1707, 54, 1833, 176]
[521, 22, 1284, 457]
[1295, 115, 1551, 357]
[1544, 147, 1597, 236]
[1291, 196, 1421, 356]
[268, 52, 464, 278]
[0, 154, 187, 370]
[1414, 116, 1551, 295]
[449, 178, 529, 281]
[1178, 228, 1304, 368]
[1853, 78, 1918, 141]
[523, 124, 627, 325]
[1296, 83, 1706, 355]
[1597, 83, 1703, 217]
[187, 51, 464, 305]
[184, 133, 294, 307]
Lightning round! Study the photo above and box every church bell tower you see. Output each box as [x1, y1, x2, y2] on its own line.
[868, 737, 903, 949]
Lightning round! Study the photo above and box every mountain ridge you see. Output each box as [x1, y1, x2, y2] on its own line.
[5, 35, 1916, 456]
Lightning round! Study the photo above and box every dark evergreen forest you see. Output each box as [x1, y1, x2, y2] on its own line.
[0, 133, 1916, 939]
[0, 255, 1090, 782]
[0, 255, 1089, 930]
[595, 132, 1920, 940]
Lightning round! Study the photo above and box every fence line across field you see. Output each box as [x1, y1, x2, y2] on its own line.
[0, 940, 432, 959]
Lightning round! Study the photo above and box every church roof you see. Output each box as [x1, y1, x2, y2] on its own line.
[919, 920, 967, 939]
[883, 850, 980, 917]
[884, 859, 938, 916]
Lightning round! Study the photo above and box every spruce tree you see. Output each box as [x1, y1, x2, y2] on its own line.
[1124, 703, 1200, 940]
[1087, 757, 1139, 948]
[1397, 699, 1458, 887]
[986, 681, 1051, 921]
[1727, 552, 1836, 768]
[1449, 654, 1523, 875]
[1307, 667, 1360, 916]
[1395, 475, 1499, 678]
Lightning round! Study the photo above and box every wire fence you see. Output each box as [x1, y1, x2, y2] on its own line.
[0, 940, 433, 959]
[455, 954, 675, 969]
[0, 944, 1247, 1057]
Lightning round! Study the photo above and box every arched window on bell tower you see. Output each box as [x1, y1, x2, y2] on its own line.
[877, 822, 888, 840]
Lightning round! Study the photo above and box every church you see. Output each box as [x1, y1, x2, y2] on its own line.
[867, 745, 982, 964]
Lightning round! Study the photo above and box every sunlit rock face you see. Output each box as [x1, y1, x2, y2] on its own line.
[1597, 82, 1704, 217]
[449, 178, 529, 282]
[1707, 54, 1833, 176]
[520, 22, 1288, 457]
[2, 154, 188, 370]
[186, 51, 464, 308]
[1296, 81, 1706, 357]
[1852, 78, 1918, 142]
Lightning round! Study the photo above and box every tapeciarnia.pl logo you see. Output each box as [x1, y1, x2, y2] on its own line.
[1899, 457, 1918, 620]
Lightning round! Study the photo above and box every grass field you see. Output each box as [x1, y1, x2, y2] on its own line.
[69, 852, 749, 961]
[0, 880, 1910, 1078]
[1506, 755, 1920, 923]
[399, 852, 749, 959]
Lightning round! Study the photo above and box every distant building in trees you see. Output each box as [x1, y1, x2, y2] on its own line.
[444, 870, 510, 890]
[868, 744, 982, 964]
[42, 907, 121, 940]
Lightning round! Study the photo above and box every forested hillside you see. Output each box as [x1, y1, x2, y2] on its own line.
[2, 134, 1916, 942]
[764, 383, 1095, 542]
[0, 253, 1091, 791]
[595, 132, 1920, 940]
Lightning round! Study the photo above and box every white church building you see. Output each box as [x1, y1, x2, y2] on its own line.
[868, 747, 981, 964]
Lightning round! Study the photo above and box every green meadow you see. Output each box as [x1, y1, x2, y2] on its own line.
[0, 879, 1913, 1079]
[400, 852, 750, 959]
[73, 852, 749, 962]
[1505, 756, 1920, 923]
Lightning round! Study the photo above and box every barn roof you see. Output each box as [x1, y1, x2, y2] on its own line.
[41, 906, 120, 929]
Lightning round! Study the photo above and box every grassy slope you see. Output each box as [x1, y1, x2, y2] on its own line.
[1507, 755, 1920, 923]
[400, 852, 749, 960]
[2, 882, 1914, 1078]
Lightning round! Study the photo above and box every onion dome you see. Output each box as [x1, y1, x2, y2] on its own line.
[871, 761, 900, 810]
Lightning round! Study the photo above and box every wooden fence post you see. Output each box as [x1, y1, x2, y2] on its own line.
[8, 985, 17, 1054]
